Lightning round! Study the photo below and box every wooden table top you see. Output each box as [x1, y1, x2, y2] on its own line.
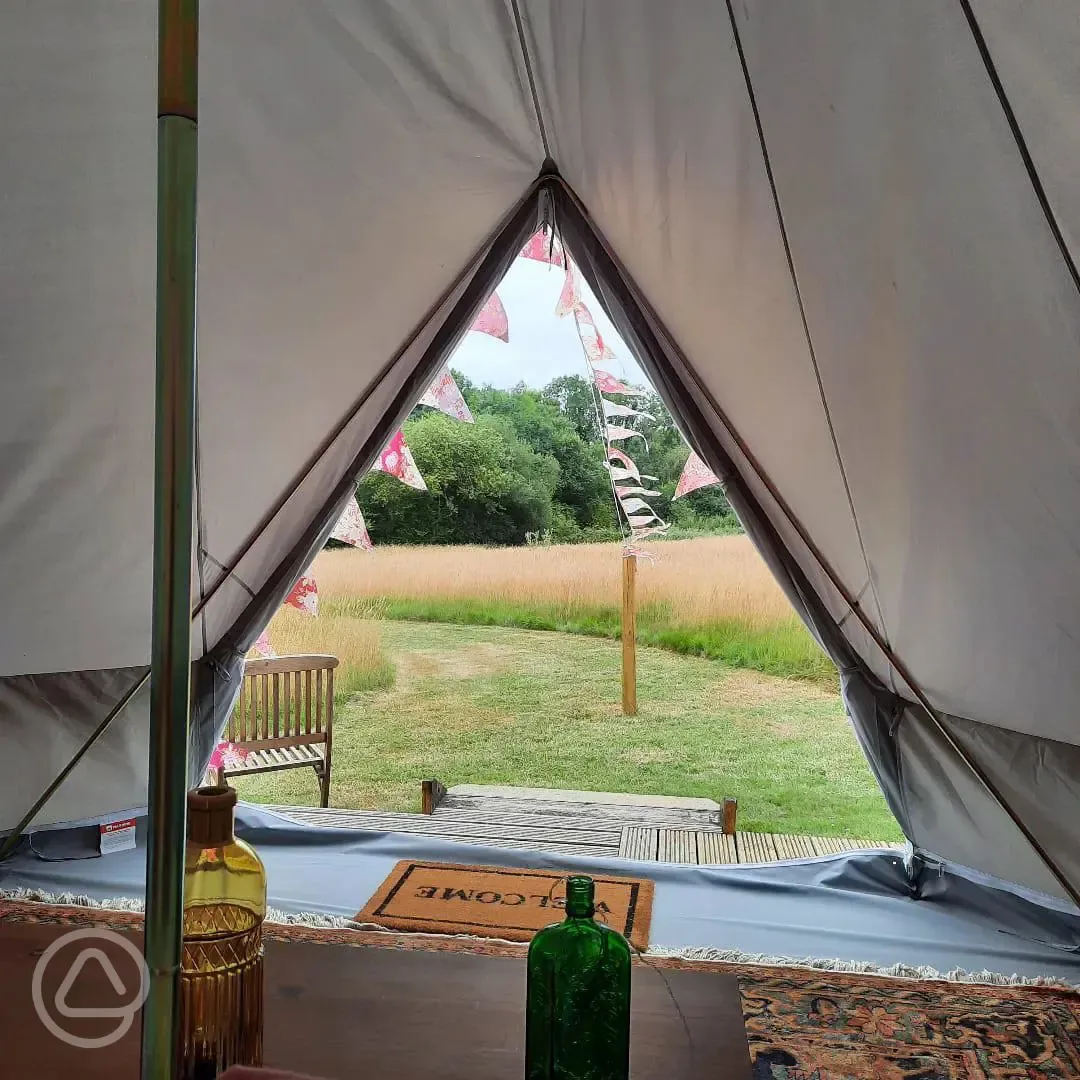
[5, 919, 751, 1078]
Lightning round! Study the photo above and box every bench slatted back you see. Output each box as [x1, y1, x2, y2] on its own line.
[228, 655, 338, 751]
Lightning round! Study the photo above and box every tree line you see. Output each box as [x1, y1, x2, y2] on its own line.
[355, 373, 739, 547]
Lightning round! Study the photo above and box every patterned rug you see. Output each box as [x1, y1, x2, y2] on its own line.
[2, 899, 1077, 1077]
[740, 966, 1080, 1078]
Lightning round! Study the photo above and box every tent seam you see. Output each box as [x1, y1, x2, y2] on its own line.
[723, 0, 893, 683]
[958, 0, 1080, 300]
[508, 0, 551, 161]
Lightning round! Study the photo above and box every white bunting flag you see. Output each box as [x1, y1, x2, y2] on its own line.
[602, 399, 654, 421]
[674, 450, 722, 500]
[606, 425, 648, 447]
[615, 484, 662, 498]
[619, 496, 656, 515]
[420, 365, 474, 423]
[331, 496, 374, 550]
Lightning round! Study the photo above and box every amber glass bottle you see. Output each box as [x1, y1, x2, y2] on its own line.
[177, 785, 267, 1080]
[525, 875, 632, 1080]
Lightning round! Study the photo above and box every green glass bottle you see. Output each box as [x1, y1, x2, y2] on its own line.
[525, 875, 632, 1080]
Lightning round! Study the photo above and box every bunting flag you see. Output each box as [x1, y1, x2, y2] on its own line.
[372, 429, 428, 490]
[285, 572, 319, 616]
[251, 628, 277, 659]
[470, 291, 509, 341]
[606, 447, 642, 481]
[331, 496, 374, 550]
[615, 484, 662, 498]
[593, 369, 645, 396]
[673, 450, 723, 500]
[605, 424, 648, 447]
[419, 365, 474, 423]
[520, 229, 565, 267]
[573, 306, 617, 364]
[555, 259, 582, 318]
[602, 399, 654, 422]
[208, 741, 251, 771]
[564, 284, 669, 544]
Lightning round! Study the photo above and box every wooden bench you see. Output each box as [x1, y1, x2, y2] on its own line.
[219, 654, 338, 807]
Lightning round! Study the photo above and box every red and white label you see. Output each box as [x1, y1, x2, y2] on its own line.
[99, 817, 137, 855]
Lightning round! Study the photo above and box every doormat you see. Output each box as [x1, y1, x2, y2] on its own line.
[356, 861, 654, 951]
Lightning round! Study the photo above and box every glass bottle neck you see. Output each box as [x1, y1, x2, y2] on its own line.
[564, 877, 595, 919]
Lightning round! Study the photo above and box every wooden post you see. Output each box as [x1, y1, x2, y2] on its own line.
[622, 553, 637, 716]
[421, 778, 447, 815]
[722, 797, 738, 836]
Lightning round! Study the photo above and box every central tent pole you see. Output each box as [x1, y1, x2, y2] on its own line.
[141, 0, 199, 1076]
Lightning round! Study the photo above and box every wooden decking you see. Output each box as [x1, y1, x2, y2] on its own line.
[268, 785, 902, 865]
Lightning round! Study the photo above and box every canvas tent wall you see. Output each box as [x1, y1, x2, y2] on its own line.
[3, 1, 1080, 909]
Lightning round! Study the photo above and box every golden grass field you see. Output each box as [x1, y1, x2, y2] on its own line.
[287, 534, 833, 684]
[313, 535, 799, 629]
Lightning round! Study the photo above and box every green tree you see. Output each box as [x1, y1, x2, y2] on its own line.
[356, 412, 558, 546]
[541, 374, 601, 443]
[464, 383, 613, 529]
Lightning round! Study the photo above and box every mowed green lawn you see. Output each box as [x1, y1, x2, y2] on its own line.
[232, 621, 901, 841]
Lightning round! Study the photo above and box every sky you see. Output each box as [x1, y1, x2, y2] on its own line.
[447, 256, 648, 391]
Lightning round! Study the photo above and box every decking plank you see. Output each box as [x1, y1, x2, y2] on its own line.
[618, 826, 658, 861]
[267, 806, 895, 866]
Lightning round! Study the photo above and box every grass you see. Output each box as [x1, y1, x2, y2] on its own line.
[233, 621, 901, 841]
[266, 608, 395, 698]
[312, 536, 836, 687]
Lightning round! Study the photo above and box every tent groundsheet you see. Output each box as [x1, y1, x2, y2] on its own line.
[3, 807, 1080, 986]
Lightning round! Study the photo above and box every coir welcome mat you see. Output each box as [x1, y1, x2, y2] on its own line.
[357, 861, 654, 951]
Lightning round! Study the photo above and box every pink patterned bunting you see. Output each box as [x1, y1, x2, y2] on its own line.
[674, 450, 722, 500]
[419, 365, 474, 423]
[251, 628, 277, 659]
[208, 741, 251, 771]
[555, 260, 582, 318]
[372, 429, 428, 491]
[606, 448, 641, 482]
[574, 306, 617, 364]
[471, 291, 509, 341]
[593, 369, 643, 396]
[520, 229, 565, 267]
[331, 496, 374, 550]
[285, 572, 318, 616]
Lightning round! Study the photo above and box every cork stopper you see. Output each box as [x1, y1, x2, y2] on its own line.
[187, 785, 237, 846]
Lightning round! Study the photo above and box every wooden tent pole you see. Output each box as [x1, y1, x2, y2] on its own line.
[141, 0, 199, 1076]
[622, 553, 637, 715]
